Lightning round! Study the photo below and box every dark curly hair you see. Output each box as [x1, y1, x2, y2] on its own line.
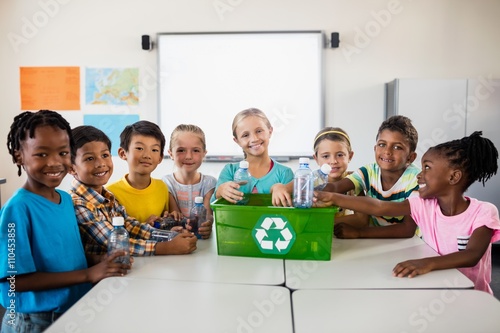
[430, 131, 498, 191]
[7, 110, 73, 176]
[377, 115, 418, 152]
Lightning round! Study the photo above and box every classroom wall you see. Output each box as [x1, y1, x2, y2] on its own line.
[1, 0, 500, 205]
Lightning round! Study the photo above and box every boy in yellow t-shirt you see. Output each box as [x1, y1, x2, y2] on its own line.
[107, 120, 179, 224]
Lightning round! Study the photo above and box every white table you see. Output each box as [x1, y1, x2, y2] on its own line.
[285, 236, 474, 290]
[128, 233, 285, 285]
[46, 277, 293, 333]
[292, 289, 500, 333]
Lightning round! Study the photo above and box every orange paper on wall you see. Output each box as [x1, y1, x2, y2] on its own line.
[20, 66, 80, 111]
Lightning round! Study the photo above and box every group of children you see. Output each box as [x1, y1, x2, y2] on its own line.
[1, 107, 500, 331]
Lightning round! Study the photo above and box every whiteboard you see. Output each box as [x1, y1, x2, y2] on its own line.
[157, 31, 325, 160]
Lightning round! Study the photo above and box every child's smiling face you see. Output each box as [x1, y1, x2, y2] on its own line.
[233, 116, 273, 158]
[169, 131, 206, 173]
[374, 129, 416, 173]
[417, 149, 455, 199]
[16, 125, 71, 194]
[119, 134, 163, 176]
[71, 141, 113, 192]
[314, 139, 353, 182]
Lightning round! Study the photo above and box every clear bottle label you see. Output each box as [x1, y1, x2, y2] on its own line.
[293, 177, 313, 208]
[108, 229, 130, 265]
[234, 169, 252, 205]
[151, 230, 178, 242]
[293, 163, 313, 208]
[190, 204, 206, 239]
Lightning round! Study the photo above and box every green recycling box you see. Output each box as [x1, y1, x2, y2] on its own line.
[211, 194, 337, 260]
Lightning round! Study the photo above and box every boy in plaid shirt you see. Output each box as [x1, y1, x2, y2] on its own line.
[69, 125, 197, 257]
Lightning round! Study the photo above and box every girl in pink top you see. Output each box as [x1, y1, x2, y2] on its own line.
[314, 131, 500, 294]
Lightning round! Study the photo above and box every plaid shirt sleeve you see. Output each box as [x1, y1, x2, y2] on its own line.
[72, 185, 158, 256]
[74, 200, 113, 256]
[114, 202, 158, 256]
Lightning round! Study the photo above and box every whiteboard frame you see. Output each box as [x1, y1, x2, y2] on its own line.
[157, 31, 325, 161]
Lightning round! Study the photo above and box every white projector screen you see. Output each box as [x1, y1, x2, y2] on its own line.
[157, 31, 324, 161]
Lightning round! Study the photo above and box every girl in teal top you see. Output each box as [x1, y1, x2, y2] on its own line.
[212, 108, 293, 203]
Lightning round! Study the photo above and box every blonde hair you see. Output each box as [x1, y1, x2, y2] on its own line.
[313, 127, 352, 155]
[169, 124, 207, 151]
[231, 108, 272, 139]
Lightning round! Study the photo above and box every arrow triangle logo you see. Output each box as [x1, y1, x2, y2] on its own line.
[252, 214, 296, 255]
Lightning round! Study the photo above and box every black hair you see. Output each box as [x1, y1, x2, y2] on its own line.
[7, 110, 73, 176]
[431, 131, 498, 191]
[377, 115, 418, 152]
[71, 125, 112, 163]
[119, 120, 165, 156]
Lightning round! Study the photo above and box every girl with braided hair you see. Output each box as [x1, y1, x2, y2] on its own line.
[1, 110, 131, 332]
[314, 131, 500, 294]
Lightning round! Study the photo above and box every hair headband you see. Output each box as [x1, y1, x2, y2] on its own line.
[314, 130, 351, 146]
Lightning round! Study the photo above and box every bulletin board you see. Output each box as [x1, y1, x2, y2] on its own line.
[157, 31, 325, 160]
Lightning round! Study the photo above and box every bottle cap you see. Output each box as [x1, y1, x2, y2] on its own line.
[112, 216, 125, 226]
[239, 160, 249, 169]
[320, 163, 332, 175]
[194, 196, 203, 204]
[299, 157, 310, 164]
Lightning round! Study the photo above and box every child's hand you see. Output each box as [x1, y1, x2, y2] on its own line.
[333, 222, 361, 239]
[393, 258, 433, 278]
[271, 183, 293, 207]
[219, 181, 244, 204]
[313, 191, 337, 207]
[102, 251, 134, 265]
[87, 251, 132, 283]
[164, 210, 183, 221]
[146, 215, 160, 226]
[175, 220, 192, 233]
[171, 225, 186, 233]
[198, 215, 214, 239]
[169, 232, 198, 254]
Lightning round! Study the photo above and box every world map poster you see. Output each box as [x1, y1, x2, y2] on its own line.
[85, 67, 139, 106]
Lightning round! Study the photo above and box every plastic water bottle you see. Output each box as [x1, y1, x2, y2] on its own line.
[189, 196, 206, 239]
[108, 216, 130, 264]
[234, 160, 252, 205]
[313, 164, 332, 190]
[293, 157, 314, 208]
[151, 229, 179, 242]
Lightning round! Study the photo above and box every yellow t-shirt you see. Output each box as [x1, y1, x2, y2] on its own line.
[106, 175, 169, 223]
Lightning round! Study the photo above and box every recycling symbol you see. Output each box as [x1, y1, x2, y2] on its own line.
[252, 215, 296, 254]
